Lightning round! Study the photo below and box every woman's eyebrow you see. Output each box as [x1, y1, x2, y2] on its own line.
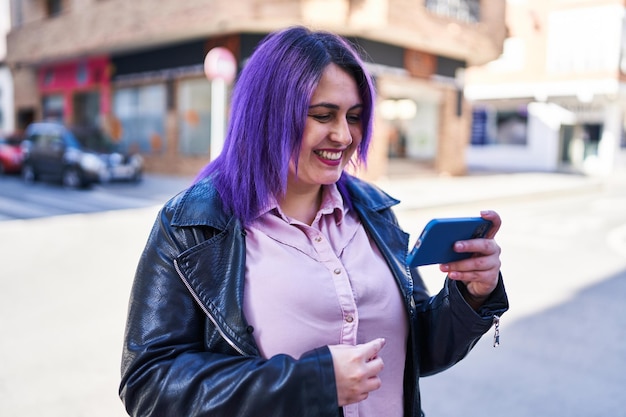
[308, 103, 363, 111]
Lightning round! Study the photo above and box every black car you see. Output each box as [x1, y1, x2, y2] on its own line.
[21, 122, 143, 188]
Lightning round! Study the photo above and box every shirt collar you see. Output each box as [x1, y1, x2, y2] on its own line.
[316, 183, 346, 225]
[254, 184, 346, 226]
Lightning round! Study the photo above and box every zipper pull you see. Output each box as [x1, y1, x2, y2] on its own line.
[492, 315, 500, 347]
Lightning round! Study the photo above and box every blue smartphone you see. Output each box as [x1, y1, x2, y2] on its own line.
[407, 217, 493, 267]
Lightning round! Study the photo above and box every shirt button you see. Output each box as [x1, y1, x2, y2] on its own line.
[345, 315, 354, 323]
[315, 236, 322, 243]
[333, 268, 341, 275]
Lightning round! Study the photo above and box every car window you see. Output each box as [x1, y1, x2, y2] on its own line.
[62, 130, 81, 149]
[71, 127, 116, 152]
[30, 133, 62, 148]
[47, 135, 59, 147]
[2, 134, 23, 146]
[50, 135, 64, 148]
[29, 133, 46, 146]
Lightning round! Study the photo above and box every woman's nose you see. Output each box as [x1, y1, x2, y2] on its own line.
[330, 119, 353, 146]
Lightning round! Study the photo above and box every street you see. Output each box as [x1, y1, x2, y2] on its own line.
[0, 174, 194, 221]
[0, 172, 625, 416]
[402, 177, 626, 417]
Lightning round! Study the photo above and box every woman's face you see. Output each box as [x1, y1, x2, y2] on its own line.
[288, 63, 363, 193]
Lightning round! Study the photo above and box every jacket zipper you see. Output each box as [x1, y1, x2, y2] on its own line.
[492, 315, 500, 347]
[174, 259, 246, 356]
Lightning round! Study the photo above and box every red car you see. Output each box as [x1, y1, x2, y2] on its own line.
[0, 133, 25, 175]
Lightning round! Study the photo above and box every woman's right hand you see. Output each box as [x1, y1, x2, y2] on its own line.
[328, 338, 386, 407]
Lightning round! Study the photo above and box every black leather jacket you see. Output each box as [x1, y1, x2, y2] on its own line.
[120, 174, 508, 417]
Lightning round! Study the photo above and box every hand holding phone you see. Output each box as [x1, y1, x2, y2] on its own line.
[407, 217, 493, 267]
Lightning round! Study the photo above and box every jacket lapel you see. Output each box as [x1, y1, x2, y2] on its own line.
[174, 217, 260, 356]
[342, 175, 414, 308]
[171, 180, 260, 356]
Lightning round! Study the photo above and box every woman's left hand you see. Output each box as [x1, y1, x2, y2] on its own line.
[440, 210, 502, 308]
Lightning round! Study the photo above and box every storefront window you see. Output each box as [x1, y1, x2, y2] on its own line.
[471, 106, 528, 146]
[380, 97, 438, 160]
[113, 84, 166, 154]
[46, 0, 63, 17]
[425, 0, 480, 24]
[12, 0, 24, 27]
[0, 89, 3, 130]
[42, 94, 64, 121]
[405, 100, 439, 159]
[177, 78, 212, 156]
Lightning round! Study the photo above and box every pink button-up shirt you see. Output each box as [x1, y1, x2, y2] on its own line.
[244, 184, 408, 417]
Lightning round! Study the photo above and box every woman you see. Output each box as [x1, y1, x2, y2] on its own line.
[119, 26, 508, 417]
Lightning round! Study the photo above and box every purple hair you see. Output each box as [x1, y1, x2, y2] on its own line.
[195, 26, 376, 224]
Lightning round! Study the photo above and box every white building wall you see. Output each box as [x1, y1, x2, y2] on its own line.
[465, 1, 626, 175]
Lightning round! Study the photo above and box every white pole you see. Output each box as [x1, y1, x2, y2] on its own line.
[598, 101, 621, 176]
[210, 78, 226, 160]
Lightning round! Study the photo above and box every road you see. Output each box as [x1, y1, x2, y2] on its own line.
[397, 177, 626, 417]
[0, 174, 193, 221]
[0, 172, 625, 416]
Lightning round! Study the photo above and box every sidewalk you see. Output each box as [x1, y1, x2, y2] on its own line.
[146, 166, 617, 212]
[375, 170, 608, 211]
[148, 168, 611, 212]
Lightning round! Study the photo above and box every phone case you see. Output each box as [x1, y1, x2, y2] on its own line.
[407, 217, 492, 267]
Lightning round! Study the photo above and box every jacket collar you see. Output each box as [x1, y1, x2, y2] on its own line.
[340, 173, 400, 213]
[170, 177, 234, 229]
[170, 173, 401, 228]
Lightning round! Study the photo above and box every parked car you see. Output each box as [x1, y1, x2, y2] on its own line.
[21, 122, 143, 188]
[0, 133, 25, 175]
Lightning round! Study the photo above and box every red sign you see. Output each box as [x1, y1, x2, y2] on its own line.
[38, 56, 110, 91]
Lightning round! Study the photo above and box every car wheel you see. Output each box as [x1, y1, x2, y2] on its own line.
[131, 169, 142, 183]
[22, 163, 37, 183]
[62, 167, 83, 189]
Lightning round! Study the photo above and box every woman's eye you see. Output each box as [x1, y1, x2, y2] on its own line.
[347, 114, 362, 124]
[311, 114, 332, 122]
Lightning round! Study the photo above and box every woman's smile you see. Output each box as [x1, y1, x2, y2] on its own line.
[314, 149, 344, 164]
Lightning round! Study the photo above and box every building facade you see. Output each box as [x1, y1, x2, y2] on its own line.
[465, 0, 626, 176]
[6, 0, 507, 178]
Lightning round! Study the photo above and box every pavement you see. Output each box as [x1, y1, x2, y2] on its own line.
[373, 166, 626, 417]
[141, 167, 616, 222]
[1, 166, 624, 417]
[374, 168, 611, 211]
[155, 165, 613, 211]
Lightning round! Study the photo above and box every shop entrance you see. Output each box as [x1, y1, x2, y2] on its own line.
[17, 108, 35, 130]
[73, 91, 100, 126]
[559, 123, 603, 171]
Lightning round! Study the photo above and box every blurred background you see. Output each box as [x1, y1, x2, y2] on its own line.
[0, 0, 625, 416]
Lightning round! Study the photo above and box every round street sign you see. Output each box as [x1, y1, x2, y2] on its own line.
[204, 47, 237, 83]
